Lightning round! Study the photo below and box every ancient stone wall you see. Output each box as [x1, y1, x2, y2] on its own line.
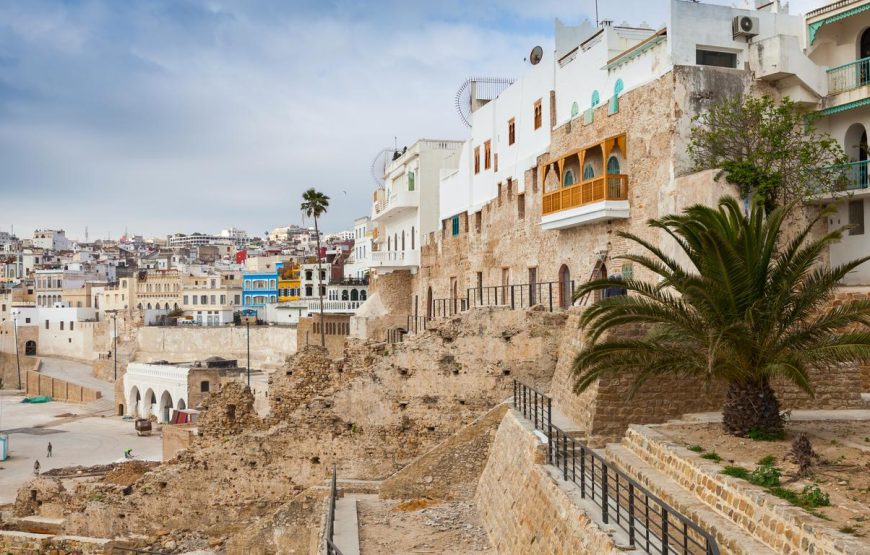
[162, 424, 196, 461]
[24, 368, 101, 403]
[0, 352, 39, 390]
[296, 313, 350, 358]
[475, 409, 624, 554]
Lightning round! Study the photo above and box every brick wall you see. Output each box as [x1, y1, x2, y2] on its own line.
[475, 409, 624, 554]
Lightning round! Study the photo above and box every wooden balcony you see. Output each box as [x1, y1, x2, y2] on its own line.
[542, 174, 628, 215]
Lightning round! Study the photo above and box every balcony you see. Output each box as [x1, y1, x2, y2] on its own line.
[371, 250, 420, 272]
[541, 175, 629, 230]
[372, 186, 419, 222]
[814, 160, 870, 200]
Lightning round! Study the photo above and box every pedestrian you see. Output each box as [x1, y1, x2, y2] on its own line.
[33, 460, 40, 475]
[46, 442, 52, 458]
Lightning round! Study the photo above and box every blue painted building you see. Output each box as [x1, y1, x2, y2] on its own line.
[241, 266, 280, 309]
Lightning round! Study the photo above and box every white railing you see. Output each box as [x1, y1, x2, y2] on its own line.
[828, 56, 870, 95]
[299, 299, 363, 312]
[371, 250, 419, 266]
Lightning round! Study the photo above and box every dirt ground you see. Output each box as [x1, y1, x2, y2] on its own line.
[656, 420, 870, 537]
[357, 498, 494, 554]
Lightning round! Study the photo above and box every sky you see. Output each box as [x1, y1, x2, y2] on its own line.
[0, 0, 825, 241]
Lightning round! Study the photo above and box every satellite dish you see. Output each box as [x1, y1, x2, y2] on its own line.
[529, 45, 544, 65]
[454, 77, 516, 128]
[370, 148, 395, 188]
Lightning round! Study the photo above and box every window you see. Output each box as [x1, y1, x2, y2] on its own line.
[606, 156, 620, 175]
[474, 146, 481, 174]
[518, 193, 526, 220]
[210, 295, 216, 305]
[533, 99, 542, 130]
[70, 321, 74, 331]
[234, 295, 240, 305]
[411, 226, 415, 250]
[475, 211, 482, 233]
[201, 381, 210, 393]
[60, 321, 64, 331]
[564, 169, 575, 186]
[484, 140, 492, 170]
[583, 163, 595, 180]
[201, 295, 208, 305]
[849, 200, 865, 235]
[244, 280, 251, 289]
[508, 118, 516, 145]
[408, 171, 415, 191]
[25, 318, 30, 324]
[183, 295, 189, 304]
[45, 320, 49, 330]
[451, 215, 460, 236]
[193, 296, 198, 305]
[696, 49, 737, 68]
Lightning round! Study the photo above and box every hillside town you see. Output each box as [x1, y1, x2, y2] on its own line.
[2, 0, 870, 553]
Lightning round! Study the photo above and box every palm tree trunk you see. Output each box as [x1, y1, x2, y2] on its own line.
[722, 377, 783, 437]
[314, 217, 325, 347]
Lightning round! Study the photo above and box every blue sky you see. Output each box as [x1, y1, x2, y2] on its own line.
[0, 0, 823, 240]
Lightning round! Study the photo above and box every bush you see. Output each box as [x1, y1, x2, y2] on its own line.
[756, 455, 777, 467]
[701, 452, 722, 462]
[747, 426, 786, 441]
[722, 466, 750, 480]
[800, 485, 830, 508]
[749, 464, 781, 488]
[687, 444, 704, 453]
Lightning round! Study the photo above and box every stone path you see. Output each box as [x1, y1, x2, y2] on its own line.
[333, 493, 371, 555]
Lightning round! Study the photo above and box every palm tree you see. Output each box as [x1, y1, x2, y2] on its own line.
[572, 196, 870, 437]
[301, 188, 330, 348]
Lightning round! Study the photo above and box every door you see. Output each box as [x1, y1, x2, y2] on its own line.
[559, 265, 571, 309]
[528, 267, 538, 307]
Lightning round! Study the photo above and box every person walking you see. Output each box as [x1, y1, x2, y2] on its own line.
[33, 460, 40, 475]
[46, 442, 52, 458]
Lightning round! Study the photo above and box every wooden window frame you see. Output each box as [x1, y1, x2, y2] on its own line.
[474, 146, 481, 174]
[508, 118, 516, 145]
[484, 140, 492, 170]
[533, 99, 542, 130]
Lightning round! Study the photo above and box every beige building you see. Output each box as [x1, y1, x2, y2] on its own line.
[180, 272, 243, 325]
[135, 269, 182, 311]
[99, 276, 136, 314]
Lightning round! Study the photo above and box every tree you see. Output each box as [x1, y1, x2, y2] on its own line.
[571, 196, 870, 437]
[301, 188, 330, 347]
[688, 95, 847, 213]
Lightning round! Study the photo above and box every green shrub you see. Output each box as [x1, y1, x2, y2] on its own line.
[686, 444, 704, 453]
[749, 464, 782, 487]
[800, 485, 830, 508]
[769, 486, 799, 504]
[747, 427, 786, 441]
[839, 526, 857, 535]
[721, 466, 750, 480]
[756, 455, 777, 467]
[701, 452, 722, 462]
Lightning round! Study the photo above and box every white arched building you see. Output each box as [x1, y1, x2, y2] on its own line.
[124, 362, 190, 423]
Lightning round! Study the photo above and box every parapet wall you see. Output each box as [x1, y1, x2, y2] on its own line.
[135, 325, 298, 369]
[475, 409, 623, 554]
[25, 369, 102, 404]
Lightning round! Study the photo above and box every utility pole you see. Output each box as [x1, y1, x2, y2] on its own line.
[12, 311, 21, 389]
[112, 311, 118, 381]
[246, 318, 251, 387]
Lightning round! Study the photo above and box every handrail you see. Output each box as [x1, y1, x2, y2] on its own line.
[513, 380, 721, 555]
[827, 56, 870, 95]
[543, 173, 628, 216]
[824, 159, 870, 192]
[324, 464, 344, 555]
[467, 280, 575, 312]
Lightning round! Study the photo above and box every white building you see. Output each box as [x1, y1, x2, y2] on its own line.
[344, 216, 373, 279]
[32, 230, 72, 252]
[371, 139, 464, 274]
[124, 362, 190, 422]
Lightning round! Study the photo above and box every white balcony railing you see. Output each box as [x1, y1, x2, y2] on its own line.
[828, 56, 870, 95]
[371, 250, 419, 267]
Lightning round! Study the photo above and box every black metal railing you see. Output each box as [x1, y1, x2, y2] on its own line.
[431, 297, 468, 318]
[407, 314, 432, 334]
[513, 380, 720, 555]
[384, 327, 406, 344]
[324, 464, 344, 555]
[467, 280, 575, 312]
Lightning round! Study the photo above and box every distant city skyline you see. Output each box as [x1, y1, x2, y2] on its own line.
[0, 0, 824, 238]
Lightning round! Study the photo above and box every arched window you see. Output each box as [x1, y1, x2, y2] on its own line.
[341, 290, 349, 301]
[350, 289, 359, 301]
[360, 290, 367, 301]
[570, 102, 579, 118]
[559, 264, 571, 309]
[564, 169, 575, 186]
[583, 163, 595, 180]
[606, 156, 621, 175]
[401, 230, 405, 251]
[860, 27, 870, 59]
[591, 90, 600, 107]
[610, 79, 624, 114]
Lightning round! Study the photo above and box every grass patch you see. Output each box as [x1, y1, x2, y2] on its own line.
[747, 427, 786, 441]
[700, 452, 722, 462]
[686, 444, 704, 453]
[722, 466, 750, 480]
[840, 526, 858, 535]
[756, 455, 777, 467]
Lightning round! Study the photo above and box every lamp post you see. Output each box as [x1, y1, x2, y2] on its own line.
[109, 310, 118, 381]
[246, 316, 251, 387]
[12, 310, 21, 390]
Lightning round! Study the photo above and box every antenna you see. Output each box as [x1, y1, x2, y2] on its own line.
[595, 0, 599, 26]
[529, 45, 544, 65]
[85, 226, 88, 242]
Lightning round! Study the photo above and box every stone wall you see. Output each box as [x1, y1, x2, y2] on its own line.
[135, 325, 297, 369]
[162, 424, 196, 461]
[297, 313, 350, 359]
[622, 424, 868, 555]
[0, 352, 39, 390]
[474, 409, 624, 554]
[0, 531, 110, 554]
[25, 368, 102, 403]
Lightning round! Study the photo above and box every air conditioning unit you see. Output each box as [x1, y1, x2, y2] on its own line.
[733, 16, 759, 38]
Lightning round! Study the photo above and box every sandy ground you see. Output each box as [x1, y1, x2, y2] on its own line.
[358, 498, 494, 554]
[0, 393, 162, 504]
[656, 420, 870, 537]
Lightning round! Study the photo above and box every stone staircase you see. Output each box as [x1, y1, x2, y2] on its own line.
[604, 443, 775, 555]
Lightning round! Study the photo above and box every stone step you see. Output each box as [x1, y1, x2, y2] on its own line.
[333, 493, 373, 555]
[11, 516, 65, 535]
[605, 444, 776, 555]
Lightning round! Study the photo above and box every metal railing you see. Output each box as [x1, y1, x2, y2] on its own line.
[829, 159, 870, 192]
[513, 380, 721, 555]
[827, 56, 870, 95]
[467, 280, 575, 312]
[407, 314, 432, 334]
[324, 464, 344, 555]
[431, 297, 468, 318]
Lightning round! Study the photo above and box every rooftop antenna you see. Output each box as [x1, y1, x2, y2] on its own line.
[85, 226, 88, 243]
[594, 0, 599, 26]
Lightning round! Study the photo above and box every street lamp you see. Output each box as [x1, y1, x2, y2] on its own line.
[11, 310, 21, 390]
[107, 310, 118, 381]
[246, 316, 251, 387]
